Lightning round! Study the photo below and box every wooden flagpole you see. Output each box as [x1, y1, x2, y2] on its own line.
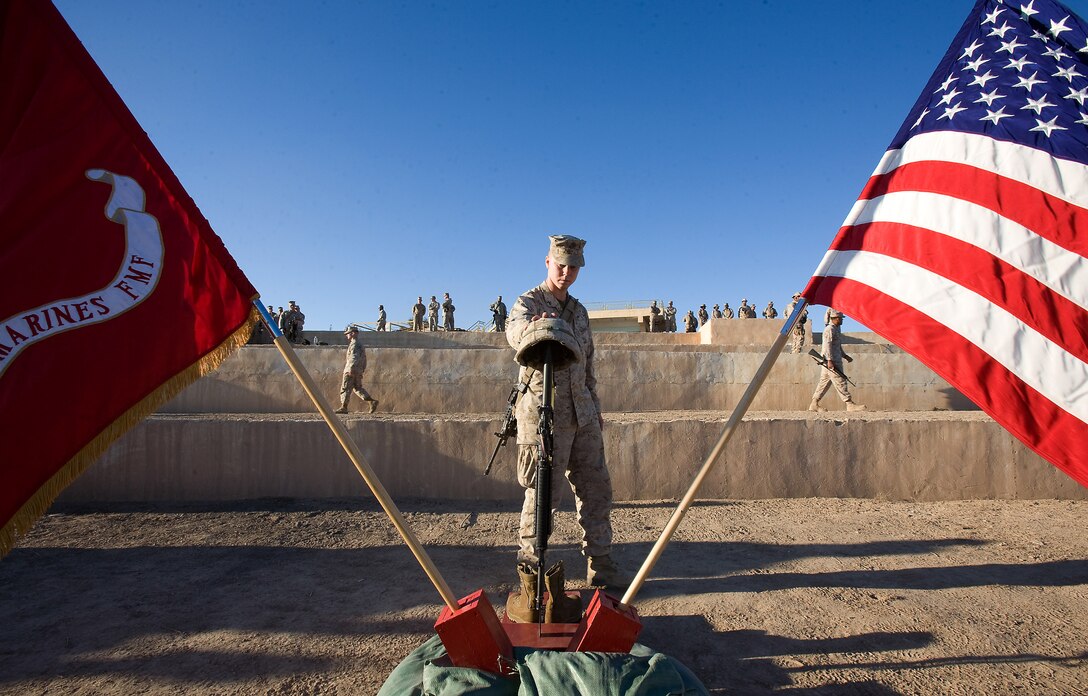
[255, 300, 460, 611]
[620, 300, 808, 606]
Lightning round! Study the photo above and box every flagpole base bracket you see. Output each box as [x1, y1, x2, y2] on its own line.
[568, 590, 642, 653]
[434, 589, 515, 675]
[434, 588, 642, 674]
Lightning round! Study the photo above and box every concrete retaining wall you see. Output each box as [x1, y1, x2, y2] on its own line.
[69, 328, 1083, 504]
[65, 412, 1086, 503]
[161, 343, 971, 414]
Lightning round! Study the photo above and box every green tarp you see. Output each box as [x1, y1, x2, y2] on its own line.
[378, 635, 709, 696]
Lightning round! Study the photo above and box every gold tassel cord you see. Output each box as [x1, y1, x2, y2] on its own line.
[0, 306, 258, 558]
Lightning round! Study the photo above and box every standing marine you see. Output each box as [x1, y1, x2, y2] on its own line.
[505, 234, 629, 592]
[427, 296, 440, 332]
[722, 302, 734, 319]
[783, 292, 807, 353]
[763, 301, 778, 319]
[738, 299, 754, 319]
[376, 304, 387, 332]
[663, 301, 677, 332]
[442, 292, 456, 331]
[293, 302, 306, 340]
[697, 304, 709, 327]
[490, 295, 508, 332]
[711, 304, 722, 320]
[411, 296, 426, 332]
[278, 303, 293, 341]
[648, 300, 661, 332]
[683, 310, 698, 332]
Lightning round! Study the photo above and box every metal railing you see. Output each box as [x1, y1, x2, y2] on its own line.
[465, 320, 498, 332]
[583, 299, 659, 311]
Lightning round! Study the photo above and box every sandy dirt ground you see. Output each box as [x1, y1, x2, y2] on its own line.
[1, 497, 1086, 695]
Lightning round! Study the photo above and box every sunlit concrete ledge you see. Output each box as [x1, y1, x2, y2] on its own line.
[161, 343, 969, 415]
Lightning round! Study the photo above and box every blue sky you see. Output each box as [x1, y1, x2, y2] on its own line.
[54, 0, 1087, 332]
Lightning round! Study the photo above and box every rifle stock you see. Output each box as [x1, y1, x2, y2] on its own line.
[808, 349, 856, 387]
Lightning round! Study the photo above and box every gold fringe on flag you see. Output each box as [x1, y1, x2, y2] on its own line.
[0, 305, 259, 559]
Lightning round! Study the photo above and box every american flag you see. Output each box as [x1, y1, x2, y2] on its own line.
[803, 0, 1088, 487]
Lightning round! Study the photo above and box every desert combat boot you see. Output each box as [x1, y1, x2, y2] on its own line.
[587, 554, 631, 591]
[544, 561, 583, 623]
[505, 562, 539, 623]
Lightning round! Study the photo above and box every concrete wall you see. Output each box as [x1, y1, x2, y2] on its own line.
[65, 328, 1086, 503]
[64, 412, 1086, 503]
[161, 343, 972, 415]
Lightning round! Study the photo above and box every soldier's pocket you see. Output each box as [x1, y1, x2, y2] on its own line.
[516, 445, 536, 488]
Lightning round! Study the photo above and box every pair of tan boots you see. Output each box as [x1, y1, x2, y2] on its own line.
[505, 560, 583, 624]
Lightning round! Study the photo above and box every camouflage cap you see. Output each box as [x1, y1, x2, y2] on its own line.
[548, 235, 586, 267]
[827, 309, 844, 319]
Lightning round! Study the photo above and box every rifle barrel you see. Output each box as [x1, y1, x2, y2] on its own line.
[484, 436, 503, 476]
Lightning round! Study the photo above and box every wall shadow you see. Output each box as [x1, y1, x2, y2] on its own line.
[612, 540, 1087, 598]
[643, 613, 924, 694]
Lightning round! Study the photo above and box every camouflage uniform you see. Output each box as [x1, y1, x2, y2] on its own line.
[442, 294, 455, 331]
[254, 305, 275, 343]
[294, 304, 306, 340]
[722, 303, 734, 319]
[282, 303, 302, 343]
[784, 294, 807, 353]
[648, 301, 661, 332]
[507, 282, 613, 563]
[411, 298, 426, 331]
[490, 297, 507, 332]
[697, 305, 709, 326]
[763, 301, 777, 319]
[663, 302, 677, 332]
[376, 305, 387, 332]
[427, 297, 440, 331]
[683, 311, 698, 332]
[711, 304, 722, 319]
[811, 313, 863, 410]
[277, 306, 292, 339]
[738, 300, 755, 319]
[337, 330, 377, 412]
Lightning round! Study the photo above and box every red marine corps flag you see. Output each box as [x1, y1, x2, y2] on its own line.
[804, 0, 1088, 488]
[0, 0, 258, 555]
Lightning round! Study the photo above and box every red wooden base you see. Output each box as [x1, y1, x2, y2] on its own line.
[434, 588, 642, 674]
[434, 589, 514, 675]
[569, 590, 642, 652]
[500, 591, 583, 649]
